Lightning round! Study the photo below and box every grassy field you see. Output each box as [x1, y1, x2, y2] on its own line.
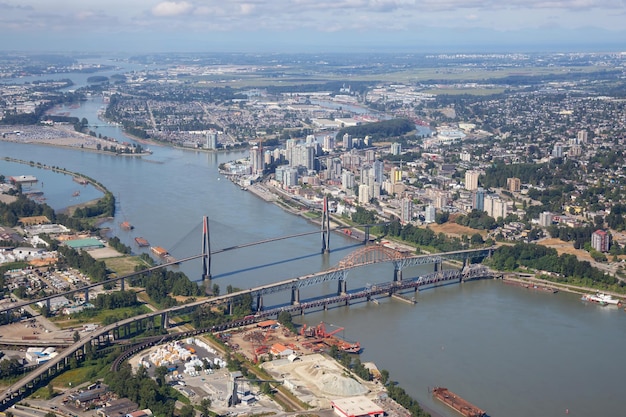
[104, 255, 149, 276]
[50, 362, 106, 389]
[426, 222, 488, 238]
[422, 87, 507, 96]
[183, 65, 612, 89]
[52, 305, 151, 329]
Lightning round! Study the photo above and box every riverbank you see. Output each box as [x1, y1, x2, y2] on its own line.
[0, 125, 152, 157]
[501, 273, 626, 303]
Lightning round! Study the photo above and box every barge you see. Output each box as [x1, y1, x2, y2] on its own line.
[135, 237, 150, 247]
[150, 246, 169, 257]
[432, 387, 486, 417]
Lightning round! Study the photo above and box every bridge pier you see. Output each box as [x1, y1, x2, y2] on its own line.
[46, 298, 51, 311]
[256, 294, 264, 312]
[120, 277, 125, 291]
[161, 312, 169, 329]
[203, 278, 213, 295]
[434, 260, 442, 272]
[394, 266, 403, 283]
[338, 279, 347, 296]
[202, 216, 212, 281]
[84, 288, 89, 303]
[291, 287, 300, 305]
[321, 196, 331, 254]
[364, 226, 370, 245]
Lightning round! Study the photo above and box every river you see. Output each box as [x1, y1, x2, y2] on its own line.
[1, 66, 625, 416]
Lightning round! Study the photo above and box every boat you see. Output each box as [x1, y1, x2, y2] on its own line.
[72, 191, 80, 197]
[120, 221, 134, 230]
[582, 293, 621, 305]
[432, 387, 486, 417]
[134, 237, 150, 247]
[322, 337, 361, 354]
[150, 246, 169, 257]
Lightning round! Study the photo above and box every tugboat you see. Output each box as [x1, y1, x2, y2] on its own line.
[120, 221, 134, 230]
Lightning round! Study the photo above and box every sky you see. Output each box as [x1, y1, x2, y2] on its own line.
[1, 0, 626, 53]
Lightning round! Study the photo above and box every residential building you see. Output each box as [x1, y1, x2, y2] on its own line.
[342, 133, 352, 150]
[465, 170, 479, 191]
[484, 194, 507, 219]
[425, 205, 436, 223]
[539, 211, 553, 227]
[401, 198, 412, 224]
[472, 188, 485, 211]
[358, 184, 370, 204]
[341, 170, 355, 191]
[591, 230, 610, 252]
[507, 177, 521, 193]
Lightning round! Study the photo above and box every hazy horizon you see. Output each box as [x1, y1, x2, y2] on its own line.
[1, 0, 626, 54]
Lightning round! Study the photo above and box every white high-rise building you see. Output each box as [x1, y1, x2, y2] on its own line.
[465, 170, 479, 191]
[205, 131, 218, 149]
[425, 205, 436, 223]
[373, 160, 384, 184]
[343, 133, 353, 150]
[322, 135, 334, 152]
[484, 195, 507, 219]
[358, 184, 370, 204]
[391, 142, 402, 155]
[577, 130, 588, 144]
[539, 211, 553, 227]
[401, 198, 413, 224]
[284, 167, 299, 187]
[341, 170, 355, 191]
[249, 146, 264, 175]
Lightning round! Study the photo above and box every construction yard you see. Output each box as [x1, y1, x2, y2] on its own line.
[223, 321, 385, 408]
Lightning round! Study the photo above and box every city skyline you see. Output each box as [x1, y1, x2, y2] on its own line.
[1, 0, 626, 53]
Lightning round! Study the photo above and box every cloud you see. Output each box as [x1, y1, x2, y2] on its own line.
[152, 1, 193, 17]
[239, 3, 255, 15]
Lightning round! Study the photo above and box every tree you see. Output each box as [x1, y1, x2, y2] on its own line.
[470, 233, 484, 245]
[47, 383, 54, 399]
[380, 369, 390, 385]
[260, 382, 272, 395]
[73, 330, 80, 343]
[198, 398, 212, 416]
[179, 404, 195, 417]
[155, 365, 168, 388]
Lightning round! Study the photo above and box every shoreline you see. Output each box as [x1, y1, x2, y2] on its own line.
[0, 136, 153, 158]
[0, 124, 152, 157]
[242, 181, 624, 302]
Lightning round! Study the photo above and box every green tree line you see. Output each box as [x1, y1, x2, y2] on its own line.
[486, 242, 622, 290]
[337, 118, 415, 142]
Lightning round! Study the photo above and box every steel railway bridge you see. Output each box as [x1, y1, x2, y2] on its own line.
[0, 215, 495, 410]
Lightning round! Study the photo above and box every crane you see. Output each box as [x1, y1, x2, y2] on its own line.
[320, 322, 345, 338]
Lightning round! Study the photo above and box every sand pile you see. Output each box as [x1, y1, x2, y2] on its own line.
[295, 358, 368, 396]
